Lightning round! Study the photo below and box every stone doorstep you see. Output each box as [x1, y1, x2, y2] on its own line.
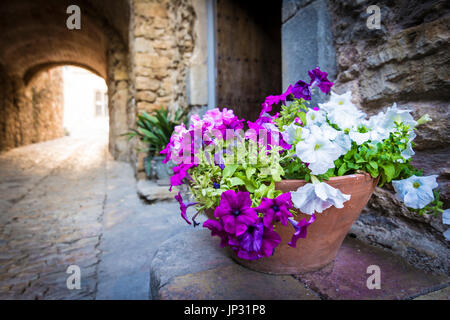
[150, 229, 450, 300]
[136, 179, 177, 203]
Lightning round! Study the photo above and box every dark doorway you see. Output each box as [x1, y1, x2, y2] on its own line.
[215, 0, 282, 121]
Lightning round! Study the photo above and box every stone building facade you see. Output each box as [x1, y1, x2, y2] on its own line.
[0, 0, 448, 274]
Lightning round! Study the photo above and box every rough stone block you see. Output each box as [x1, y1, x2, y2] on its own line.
[150, 229, 318, 300]
[296, 237, 450, 300]
[159, 264, 319, 300]
[135, 77, 160, 91]
[282, 0, 337, 106]
[134, 37, 155, 53]
[137, 101, 160, 114]
[282, 0, 315, 23]
[134, 2, 167, 18]
[136, 180, 178, 202]
[186, 64, 208, 106]
[414, 286, 450, 300]
[136, 90, 157, 103]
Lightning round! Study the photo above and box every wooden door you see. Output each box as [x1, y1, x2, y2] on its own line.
[215, 0, 282, 121]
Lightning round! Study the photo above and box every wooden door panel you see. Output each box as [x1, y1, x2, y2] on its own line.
[215, 0, 281, 121]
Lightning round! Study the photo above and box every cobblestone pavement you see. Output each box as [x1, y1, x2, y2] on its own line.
[0, 134, 186, 300]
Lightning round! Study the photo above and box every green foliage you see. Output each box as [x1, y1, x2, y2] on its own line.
[275, 99, 308, 128]
[188, 139, 284, 212]
[332, 125, 420, 187]
[123, 107, 187, 156]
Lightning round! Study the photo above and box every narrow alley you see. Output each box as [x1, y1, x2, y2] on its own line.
[0, 133, 185, 299]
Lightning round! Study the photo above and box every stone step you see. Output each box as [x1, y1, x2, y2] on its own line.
[136, 179, 178, 203]
[150, 228, 449, 300]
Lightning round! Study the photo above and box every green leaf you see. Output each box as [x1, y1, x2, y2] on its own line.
[338, 163, 347, 176]
[381, 163, 395, 182]
[246, 167, 256, 180]
[230, 177, 245, 187]
[369, 161, 378, 170]
[223, 164, 238, 178]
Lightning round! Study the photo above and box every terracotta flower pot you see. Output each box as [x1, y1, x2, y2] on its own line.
[231, 173, 378, 274]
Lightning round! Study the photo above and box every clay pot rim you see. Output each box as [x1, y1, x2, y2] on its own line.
[278, 171, 373, 184]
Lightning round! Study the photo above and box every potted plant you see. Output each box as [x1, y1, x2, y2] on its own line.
[161, 67, 444, 274]
[125, 107, 187, 180]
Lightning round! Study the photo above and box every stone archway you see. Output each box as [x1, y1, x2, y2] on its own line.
[0, 0, 131, 161]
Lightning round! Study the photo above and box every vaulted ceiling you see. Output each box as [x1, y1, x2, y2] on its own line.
[0, 0, 130, 81]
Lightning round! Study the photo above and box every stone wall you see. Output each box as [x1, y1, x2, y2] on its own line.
[130, 0, 197, 177]
[282, 0, 337, 106]
[107, 36, 131, 162]
[0, 69, 64, 152]
[326, 0, 450, 275]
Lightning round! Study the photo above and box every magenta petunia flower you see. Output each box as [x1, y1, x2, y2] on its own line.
[246, 116, 292, 151]
[308, 67, 334, 94]
[229, 219, 282, 260]
[260, 85, 293, 116]
[292, 80, 312, 101]
[287, 214, 317, 248]
[203, 219, 230, 248]
[170, 163, 195, 191]
[256, 193, 293, 229]
[214, 190, 258, 236]
[175, 192, 198, 225]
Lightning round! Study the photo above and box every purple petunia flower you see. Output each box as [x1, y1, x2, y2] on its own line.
[203, 219, 230, 248]
[292, 80, 312, 101]
[256, 193, 293, 229]
[308, 67, 334, 94]
[229, 219, 282, 260]
[287, 214, 317, 248]
[214, 190, 258, 236]
[175, 192, 198, 225]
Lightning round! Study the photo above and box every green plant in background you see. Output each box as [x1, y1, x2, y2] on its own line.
[123, 107, 187, 176]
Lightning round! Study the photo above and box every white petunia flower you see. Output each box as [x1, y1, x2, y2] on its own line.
[318, 124, 351, 155]
[333, 130, 352, 154]
[381, 103, 417, 131]
[392, 175, 438, 209]
[319, 91, 366, 130]
[295, 125, 344, 175]
[319, 91, 353, 109]
[443, 209, 450, 225]
[444, 229, 450, 241]
[305, 109, 326, 127]
[443, 209, 450, 241]
[349, 130, 371, 145]
[320, 123, 339, 140]
[282, 122, 300, 145]
[363, 111, 393, 144]
[291, 182, 351, 215]
[401, 141, 415, 160]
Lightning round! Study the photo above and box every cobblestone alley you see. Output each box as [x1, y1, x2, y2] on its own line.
[0, 133, 185, 299]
